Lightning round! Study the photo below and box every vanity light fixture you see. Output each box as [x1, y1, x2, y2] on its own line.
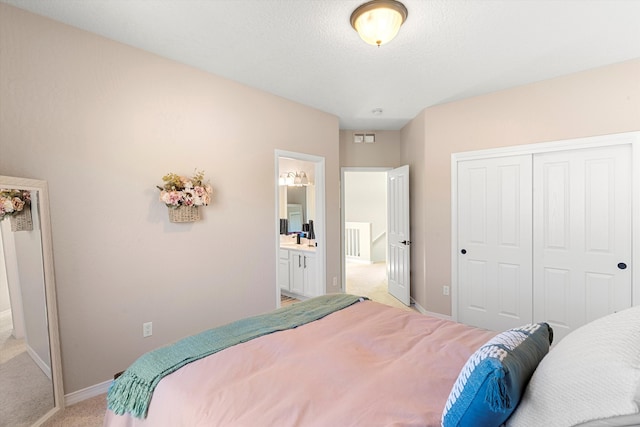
[350, 0, 408, 47]
[279, 172, 295, 186]
[280, 171, 309, 186]
[294, 171, 309, 186]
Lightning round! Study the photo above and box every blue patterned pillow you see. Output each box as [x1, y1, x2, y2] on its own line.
[441, 323, 553, 427]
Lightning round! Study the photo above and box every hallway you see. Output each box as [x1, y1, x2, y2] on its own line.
[345, 262, 414, 312]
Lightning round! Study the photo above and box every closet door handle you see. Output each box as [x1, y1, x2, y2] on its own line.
[461, 249, 467, 254]
[618, 262, 627, 270]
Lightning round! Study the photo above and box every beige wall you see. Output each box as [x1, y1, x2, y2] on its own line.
[0, 4, 340, 394]
[340, 130, 401, 167]
[399, 113, 427, 307]
[402, 58, 640, 315]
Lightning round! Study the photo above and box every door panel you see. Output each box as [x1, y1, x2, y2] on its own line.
[533, 145, 632, 342]
[458, 155, 533, 331]
[497, 262, 521, 319]
[387, 165, 410, 305]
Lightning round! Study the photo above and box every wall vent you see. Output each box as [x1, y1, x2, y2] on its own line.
[353, 133, 376, 143]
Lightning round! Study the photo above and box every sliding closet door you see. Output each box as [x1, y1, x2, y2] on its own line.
[458, 155, 533, 331]
[533, 145, 632, 342]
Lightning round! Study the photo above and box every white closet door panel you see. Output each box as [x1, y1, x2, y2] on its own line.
[466, 167, 488, 245]
[458, 155, 532, 331]
[540, 267, 572, 329]
[467, 260, 488, 311]
[498, 165, 522, 247]
[542, 162, 570, 250]
[497, 263, 522, 319]
[533, 145, 632, 342]
[584, 272, 622, 323]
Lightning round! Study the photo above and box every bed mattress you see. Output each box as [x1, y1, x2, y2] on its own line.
[104, 300, 496, 427]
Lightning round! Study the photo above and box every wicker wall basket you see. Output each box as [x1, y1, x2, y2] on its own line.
[10, 206, 34, 232]
[168, 205, 200, 223]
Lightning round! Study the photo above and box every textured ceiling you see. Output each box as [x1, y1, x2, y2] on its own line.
[3, 0, 640, 130]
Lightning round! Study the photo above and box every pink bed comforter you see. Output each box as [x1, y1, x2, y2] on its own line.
[104, 300, 496, 427]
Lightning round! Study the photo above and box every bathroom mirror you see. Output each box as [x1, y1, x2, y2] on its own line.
[278, 158, 316, 234]
[0, 176, 64, 425]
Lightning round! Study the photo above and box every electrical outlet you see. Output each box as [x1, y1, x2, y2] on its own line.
[443, 285, 450, 296]
[143, 322, 153, 338]
[332, 277, 338, 287]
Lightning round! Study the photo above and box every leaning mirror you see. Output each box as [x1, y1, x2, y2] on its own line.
[0, 176, 63, 425]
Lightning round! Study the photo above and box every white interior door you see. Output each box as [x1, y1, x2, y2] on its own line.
[458, 155, 533, 331]
[533, 145, 632, 342]
[387, 165, 410, 305]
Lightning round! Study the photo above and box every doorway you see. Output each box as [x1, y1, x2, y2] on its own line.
[275, 150, 326, 307]
[341, 168, 406, 309]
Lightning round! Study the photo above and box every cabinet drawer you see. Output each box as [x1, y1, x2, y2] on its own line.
[279, 249, 289, 260]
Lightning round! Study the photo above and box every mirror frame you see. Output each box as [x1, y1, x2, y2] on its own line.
[0, 175, 64, 423]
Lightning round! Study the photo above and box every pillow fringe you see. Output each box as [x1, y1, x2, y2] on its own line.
[486, 369, 511, 412]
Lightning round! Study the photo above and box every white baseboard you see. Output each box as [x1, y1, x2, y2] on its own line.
[410, 298, 453, 321]
[65, 379, 112, 406]
[26, 344, 51, 380]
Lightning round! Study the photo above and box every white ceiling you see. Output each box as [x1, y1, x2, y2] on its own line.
[3, 0, 640, 131]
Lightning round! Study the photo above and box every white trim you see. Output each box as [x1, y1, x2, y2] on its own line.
[451, 131, 639, 161]
[65, 379, 112, 406]
[0, 176, 64, 421]
[26, 343, 51, 380]
[633, 135, 640, 310]
[450, 157, 459, 322]
[275, 150, 326, 306]
[410, 297, 453, 320]
[451, 131, 640, 322]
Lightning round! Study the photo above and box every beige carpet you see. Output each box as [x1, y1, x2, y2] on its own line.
[346, 261, 415, 312]
[0, 310, 54, 427]
[40, 393, 106, 427]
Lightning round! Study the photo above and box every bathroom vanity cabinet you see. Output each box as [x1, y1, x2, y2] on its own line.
[279, 246, 317, 298]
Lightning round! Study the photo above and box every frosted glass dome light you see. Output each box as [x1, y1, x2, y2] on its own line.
[350, 0, 408, 47]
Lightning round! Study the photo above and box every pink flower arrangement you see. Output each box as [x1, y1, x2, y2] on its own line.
[157, 170, 212, 208]
[0, 189, 31, 221]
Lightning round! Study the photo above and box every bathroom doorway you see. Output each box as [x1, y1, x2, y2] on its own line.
[275, 150, 326, 307]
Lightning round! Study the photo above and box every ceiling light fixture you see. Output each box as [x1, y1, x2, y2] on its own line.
[350, 0, 408, 47]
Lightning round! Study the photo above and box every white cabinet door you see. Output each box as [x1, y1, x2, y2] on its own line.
[279, 261, 290, 291]
[533, 145, 632, 342]
[288, 250, 317, 297]
[303, 252, 317, 297]
[458, 155, 533, 332]
[279, 249, 290, 291]
[289, 251, 305, 295]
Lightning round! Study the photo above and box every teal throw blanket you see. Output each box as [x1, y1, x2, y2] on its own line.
[107, 294, 366, 419]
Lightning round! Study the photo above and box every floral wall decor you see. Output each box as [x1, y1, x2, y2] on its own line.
[157, 170, 213, 223]
[0, 188, 33, 231]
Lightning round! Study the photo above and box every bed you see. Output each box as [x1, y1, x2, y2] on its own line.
[103, 294, 640, 427]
